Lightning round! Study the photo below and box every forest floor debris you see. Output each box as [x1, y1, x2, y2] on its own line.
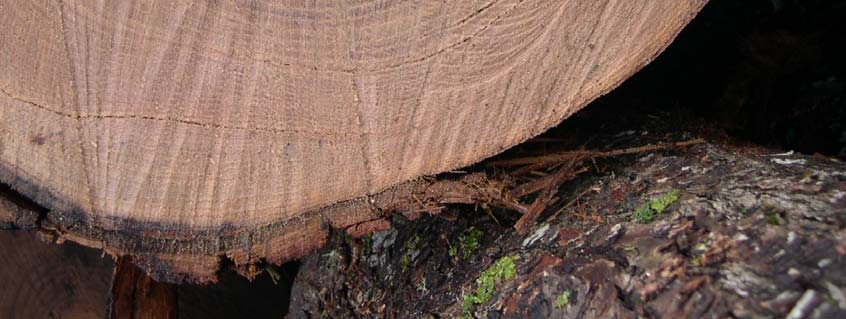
[289, 138, 846, 318]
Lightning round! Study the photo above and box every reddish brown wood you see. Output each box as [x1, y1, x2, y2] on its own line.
[0, 231, 114, 319]
[109, 257, 177, 319]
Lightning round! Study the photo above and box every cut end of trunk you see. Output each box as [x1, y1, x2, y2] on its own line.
[0, 0, 707, 282]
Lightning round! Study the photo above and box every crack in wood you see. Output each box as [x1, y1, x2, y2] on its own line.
[378, 0, 528, 70]
[0, 86, 366, 138]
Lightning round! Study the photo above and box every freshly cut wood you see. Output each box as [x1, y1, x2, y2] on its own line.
[0, 0, 706, 282]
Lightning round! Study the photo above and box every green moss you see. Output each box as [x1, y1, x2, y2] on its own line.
[405, 234, 421, 250]
[762, 204, 786, 225]
[362, 235, 372, 255]
[400, 235, 421, 271]
[632, 203, 656, 223]
[554, 290, 571, 309]
[401, 254, 411, 270]
[632, 190, 680, 223]
[448, 245, 458, 257]
[460, 256, 517, 318]
[691, 254, 703, 266]
[650, 190, 680, 212]
[766, 212, 781, 225]
[460, 228, 484, 258]
[449, 227, 483, 259]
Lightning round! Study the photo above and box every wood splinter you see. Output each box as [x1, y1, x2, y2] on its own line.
[509, 138, 705, 234]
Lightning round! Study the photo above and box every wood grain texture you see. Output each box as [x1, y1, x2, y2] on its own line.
[0, 0, 706, 281]
[109, 257, 177, 319]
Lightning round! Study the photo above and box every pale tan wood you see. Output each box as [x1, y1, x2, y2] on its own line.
[0, 0, 706, 281]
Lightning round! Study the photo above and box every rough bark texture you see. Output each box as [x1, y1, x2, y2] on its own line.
[0, 0, 706, 282]
[288, 142, 846, 318]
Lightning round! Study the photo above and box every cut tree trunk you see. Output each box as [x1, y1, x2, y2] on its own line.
[0, 0, 706, 282]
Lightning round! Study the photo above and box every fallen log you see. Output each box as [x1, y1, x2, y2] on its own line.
[0, 0, 706, 282]
[288, 141, 846, 318]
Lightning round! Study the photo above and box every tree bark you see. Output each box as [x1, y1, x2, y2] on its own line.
[288, 141, 846, 318]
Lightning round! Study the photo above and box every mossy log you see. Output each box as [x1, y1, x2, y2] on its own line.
[288, 141, 846, 319]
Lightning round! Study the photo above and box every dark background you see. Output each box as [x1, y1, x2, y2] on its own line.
[583, 0, 846, 157]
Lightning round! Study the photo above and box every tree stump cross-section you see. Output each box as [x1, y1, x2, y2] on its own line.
[0, 0, 706, 282]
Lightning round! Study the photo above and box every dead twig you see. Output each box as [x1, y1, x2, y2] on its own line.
[513, 162, 589, 235]
[514, 188, 555, 235]
[488, 138, 705, 168]
[507, 138, 704, 233]
[402, 139, 704, 235]
[512, 166, 588, 198]
[547, 187, 592, 222]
